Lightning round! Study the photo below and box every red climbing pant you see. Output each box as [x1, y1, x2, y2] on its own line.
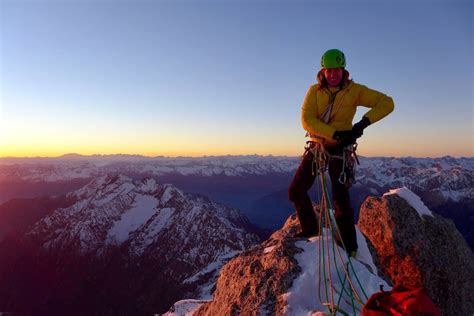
[288, 142, 358, 253]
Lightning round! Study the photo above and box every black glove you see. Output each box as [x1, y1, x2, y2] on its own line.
[352, 117, 371, 138]
[332, 130, 353, 141]
[333, 130, 357, 147]
[340, 134, 357, 147]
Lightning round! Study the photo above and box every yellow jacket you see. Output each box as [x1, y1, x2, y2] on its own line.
[301, 80, 394, 146]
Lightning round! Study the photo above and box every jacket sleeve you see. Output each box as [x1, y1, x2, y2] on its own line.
[357, 84, 395, 124]
[301, 86, 336, 140]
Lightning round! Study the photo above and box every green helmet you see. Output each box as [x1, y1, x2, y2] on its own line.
[321, 49, 346, 69]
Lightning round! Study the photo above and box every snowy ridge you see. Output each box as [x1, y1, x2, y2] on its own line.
[21, 173, 262, 311]
[26, 174, 260, 274]
[383, 187, 434, 218]
[355, 156, 473, 202]
[1, 156, 472, 204]
[164, 300, 211, 316]
[0, 155, 298, 180]
[27, 175, 156, 254]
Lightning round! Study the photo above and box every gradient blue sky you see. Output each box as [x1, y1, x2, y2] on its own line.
[1, 0, 472, 157]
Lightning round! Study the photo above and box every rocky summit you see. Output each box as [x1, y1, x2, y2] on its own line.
[358, 190, 474, 316]
[168, 188, 473, 315]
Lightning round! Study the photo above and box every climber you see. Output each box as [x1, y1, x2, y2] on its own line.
[288, 49, 394, 255]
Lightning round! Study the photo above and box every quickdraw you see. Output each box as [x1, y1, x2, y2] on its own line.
[305, 140, 360, 185]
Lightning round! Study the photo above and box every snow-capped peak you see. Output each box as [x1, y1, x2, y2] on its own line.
[136, 177, 159, 193]
[26, 174, 259, 272]
[383, 187, 433, 218]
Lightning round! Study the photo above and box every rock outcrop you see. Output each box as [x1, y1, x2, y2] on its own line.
[169, 189, 473, 316]
[358, 192, 474, 316]
[189, 211, 389, 316]
[194, 215, 302, 315]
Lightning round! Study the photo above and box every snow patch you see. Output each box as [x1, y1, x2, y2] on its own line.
[106, 194, 158, 244]
[131, 207, 175, 255]
[281, 228, 390, 315]
[93, 182, 135, 207]
[160, 184, 182, 204]
[263, 245, 276, 254]
[383, 187, 433, 218]
[163, 299, 210, 316]
[147, 207, 174, 236]
[137, 177, 158, 193]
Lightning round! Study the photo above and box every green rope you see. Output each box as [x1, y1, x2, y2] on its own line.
[335, 271, 347, 310]
[312, 143, 370, 314]
[322, 172, 360, 311]
[314, 148, 331, 310]
[320, 162, 329, 308]
[313, 146, 325, 306]
[326, 187, 367, 304]
[347, 262, 357, 315]
[320, 164, 369, 303]
[327, 201, 369, 302]
[319, 164, 349, 314]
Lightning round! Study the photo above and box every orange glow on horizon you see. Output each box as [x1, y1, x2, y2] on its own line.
[1, 119, 472, 158]
[1, 144, 472, 159]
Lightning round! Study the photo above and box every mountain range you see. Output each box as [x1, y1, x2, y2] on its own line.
[1, 154, 472, 248]
[0, 174, 261, 314]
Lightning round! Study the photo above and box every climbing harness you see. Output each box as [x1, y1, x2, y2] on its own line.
[305, 140, 358, 186]
[305, 141, 368, 315]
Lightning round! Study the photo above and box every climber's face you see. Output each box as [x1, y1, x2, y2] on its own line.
[324, 68, 343, 87]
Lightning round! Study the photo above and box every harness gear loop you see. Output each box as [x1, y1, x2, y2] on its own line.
[305, 141, 329, 177]
[305, 141, 360, 186]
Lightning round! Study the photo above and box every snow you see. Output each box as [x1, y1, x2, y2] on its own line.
[137, 177, 158, 193]
[93, 182, 135, 207]
[353, 229, 378, 275]
[4, 157, 473, 207]
[440, 188, 465, 202]
[263, 245, 276, 254]
[160, 185, 181, 204]
[281, 227, 391, 315]
[147, 207, 174, 236]
[130, 206, 176, 255]
[383, 187, 434, 218]
[163, 299, 210, 316]
[106, 194, 158, 244]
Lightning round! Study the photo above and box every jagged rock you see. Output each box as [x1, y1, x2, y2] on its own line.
[194, 214, 302, 316]
[358, 193, 474, 316]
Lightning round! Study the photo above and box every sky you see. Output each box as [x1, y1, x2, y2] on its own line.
[0, 0, 472, 158]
